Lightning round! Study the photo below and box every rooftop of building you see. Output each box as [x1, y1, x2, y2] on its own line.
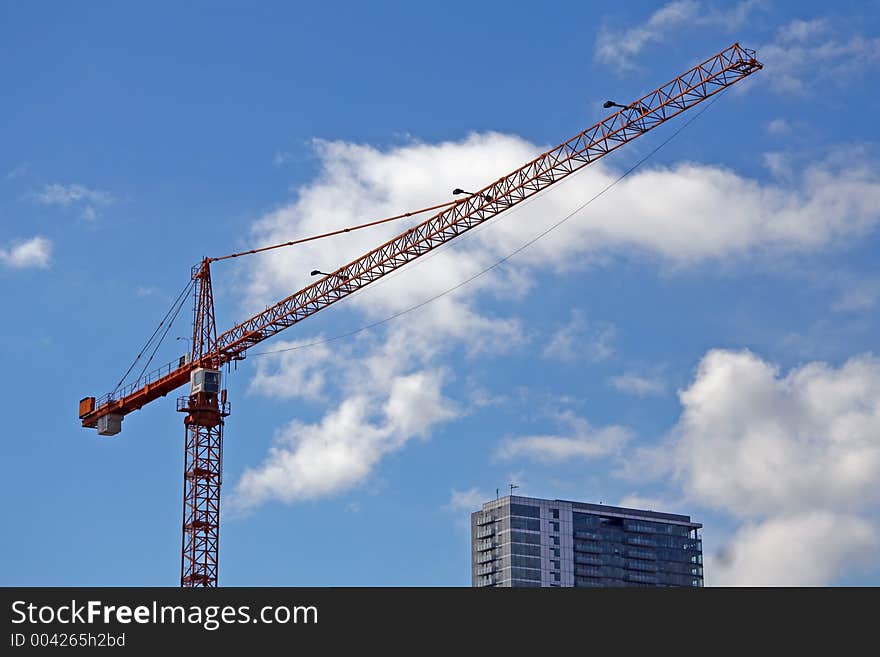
[479, 494, 701, 528]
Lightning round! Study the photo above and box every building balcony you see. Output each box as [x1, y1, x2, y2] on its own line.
[476, 513, 494, 526]
[624, 573, 658, 585]
[626, 549, 656, 561]
[476, 525, 496, 539]
[573, 541, 603, 554]
[476, 550, 495, 563]
[476, 540, 497, 552]
[624, 560, 658, 573]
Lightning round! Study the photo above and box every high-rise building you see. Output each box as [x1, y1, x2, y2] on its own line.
[471, 495, 703, 587]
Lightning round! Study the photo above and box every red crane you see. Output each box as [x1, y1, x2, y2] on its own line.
[78, 43, 762, 587]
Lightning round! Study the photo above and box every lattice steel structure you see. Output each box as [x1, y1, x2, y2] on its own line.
[175, 261, 229, 587]
[78, 43, 762, 586]
[190, 260, 218, 366]
[177, 390, 229, 586]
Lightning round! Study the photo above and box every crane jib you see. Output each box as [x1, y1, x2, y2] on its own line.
[79, 42, 762, 430]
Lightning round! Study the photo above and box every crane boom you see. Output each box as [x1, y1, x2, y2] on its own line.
[79, 42, 761, 431]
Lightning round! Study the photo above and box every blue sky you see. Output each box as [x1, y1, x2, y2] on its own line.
[2, 1, 879, 586]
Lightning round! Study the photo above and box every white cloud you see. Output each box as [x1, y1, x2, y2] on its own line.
[709, 512, 878, 586]
[761, 151, 793, 180]
[34, 183, 113, 207]
[445, 488, 489, 513]
[233, 397, 389, 508]
[609, 372, 666, 396]
[232, 130, 880, 511]
[671, 350, 880, 518]
[0, 236, 52, 269]
[33, 182, 115, 220]
[594, 1, 761, 73]
[604, 160, 880, 262]
[497, 411, 632, 462]
[776, 17, 829, 43]
[243, 133, 880, 309]
[466, 383, 509, 409]
[248, 338, 336, 401]
[625, 349, 880, 585]
[542, 310, 615, 362]
[243, 133, 539, 319]
[759, 19, 880, 95]
[232, 369, 459, 509]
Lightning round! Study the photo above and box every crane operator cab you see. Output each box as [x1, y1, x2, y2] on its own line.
[190, 368, 221, 395]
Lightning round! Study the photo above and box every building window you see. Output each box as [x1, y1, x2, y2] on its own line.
[511, 543, 541, 557]
[511, 555, 542, 569]
[553, 572, 560, 582]
[551, 536, 560, 546]
[551, 509, 560, 519]
[550, 521, 560, 532]
[552, 548, 560, 558]
[551, 560, 560, 570]
[510, 530, 541, 545]
[511, 517, 541, 532]
[510, 503, 541, 518]
[510, 567, 541, 581]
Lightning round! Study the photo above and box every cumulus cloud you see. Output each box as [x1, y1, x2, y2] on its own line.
[709, 512, 878, 586]
[244, 133, 880, 303]
[0, 236, 52, 269]
[594, 1, 761, 73]
[758, 19, 880, 95]
[231, 130, 880, 512]
[671, 350, 880, 518]
[497, 411, 632, 462]
[232, 369, 459, 509]
[33, 182, 114, 220]
[630, 349, 880, 585]
[243, 133, 538, 318]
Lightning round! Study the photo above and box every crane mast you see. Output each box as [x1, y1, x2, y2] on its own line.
[175, 260, 227, 586]
[77, 43, 762, 586]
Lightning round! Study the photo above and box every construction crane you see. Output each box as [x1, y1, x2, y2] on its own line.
[78, 43, 762, 587]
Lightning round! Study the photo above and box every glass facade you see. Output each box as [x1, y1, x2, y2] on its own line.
[471, 496, 703, 588]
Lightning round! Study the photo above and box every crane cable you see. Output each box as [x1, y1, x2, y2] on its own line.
[208, 199, 461, 263]
[112, 278, 195, 393]
[133, 278, 194, 384]
[111, 192, 461, 392]
[247, 93, 722, 358]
